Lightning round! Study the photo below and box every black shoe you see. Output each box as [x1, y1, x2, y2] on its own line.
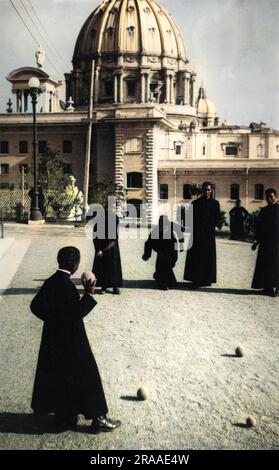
[260, 289, 275, 297]
[113, 287, 121, 295]
[187, 282, 199, 290]
[90, 416, 121, 433]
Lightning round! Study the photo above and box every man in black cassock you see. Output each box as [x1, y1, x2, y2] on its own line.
[229, 199, 249, 240]
[184, 182, 221, 288]
[92, 205, 123, 294]
[142, 215, 184, 290]
[252, 188, 279, 297]
[31, 246, 121, 432]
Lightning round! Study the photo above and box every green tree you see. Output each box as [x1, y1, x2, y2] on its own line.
[90, 180, 126, 208]
[38, 146, 81, 220]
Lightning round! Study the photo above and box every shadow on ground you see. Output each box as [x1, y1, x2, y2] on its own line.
[0, 413, 98, 436]
[0, 413, 55, 435]
[123, 280, 255, 296]
[0, 288, 39, 296]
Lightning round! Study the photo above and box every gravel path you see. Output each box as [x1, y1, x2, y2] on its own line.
[0, 223, 278, 450]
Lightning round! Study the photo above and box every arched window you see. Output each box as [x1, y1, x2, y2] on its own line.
[255, 184, 264, 200]
[230, 184, 240, 200]
[127, 172, 143, 188]
[160, 184, 168, 200]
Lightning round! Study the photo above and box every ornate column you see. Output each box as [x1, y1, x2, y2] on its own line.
[146, 73, 151, 102]
[190, 73, 196, 106]
[141, 73, 146, 103]
[16, 90, 22, 113]
[119, 73, 124, 103]
[41, 86, 48, 112]
[170, 74, 175, 104]
[165, 73, 171, 103]
[24, 91, 29, 112]
[114, 74, 118, 104]
[183, 73, 189, 105]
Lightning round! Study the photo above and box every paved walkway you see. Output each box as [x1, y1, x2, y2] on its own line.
[0, 223, 278, 450]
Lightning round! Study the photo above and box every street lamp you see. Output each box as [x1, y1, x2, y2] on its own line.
[28, 76, 44, 222]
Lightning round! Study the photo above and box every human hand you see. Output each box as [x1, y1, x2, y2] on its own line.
[84, 278, 96, 295]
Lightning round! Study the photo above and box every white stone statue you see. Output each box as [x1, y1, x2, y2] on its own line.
[35, 46, 45, 68]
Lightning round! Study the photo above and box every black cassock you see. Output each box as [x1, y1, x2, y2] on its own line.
[229, 206, 248, 239]
[143, 223, 181, 289]
[92, 213, 123, 289]
[184, 197, 221, 286]
[31, 270, 108, 419]
[252, 202, 279, 290]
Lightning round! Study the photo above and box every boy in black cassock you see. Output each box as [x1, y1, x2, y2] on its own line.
[31, 246, 121, 432]
[252, 188, 279, 297]
[92, 204, 123, 295]
[142, 215, 183, 290]
[229, 199, 249, 240]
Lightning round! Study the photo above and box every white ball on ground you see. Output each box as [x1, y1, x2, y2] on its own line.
[137, 387, 148, 401]
[81, 271, 96, 286]
[246, 416, 257, 428]
[235, 346, 244, 357]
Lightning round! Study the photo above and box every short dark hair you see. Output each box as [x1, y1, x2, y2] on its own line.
[57, 246, 80, 271]
[265, 188, 277, 197]
[202, 181, 213, 189]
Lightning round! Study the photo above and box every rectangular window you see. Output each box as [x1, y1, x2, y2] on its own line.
[183, 184, 192, 200]
[63, 163, 72, 174]
[174, 142, 182, 155]
[160, 184, 168, 200]
[103, 80, 113, 97]
[19, 141, 28, 154]
[63, 140, 72, 153]
[0, 141, 9, 154]
[0, 164, 9, 174]
[127, 80, 136, 97]
[225, 146, 238, 156]
[255, 184, 264, 200]
[19, 164, 28, 174]
[230, 184, 240, 200]
[175, 145, 182, 155]
[0, 183, 10, 189]
[127, 172, 143, 188]
[38, 140, 47, 154]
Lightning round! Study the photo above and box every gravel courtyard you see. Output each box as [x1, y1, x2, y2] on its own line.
[0, 223, 278, 450]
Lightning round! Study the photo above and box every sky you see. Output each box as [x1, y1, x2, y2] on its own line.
[0, 0, 279, 128]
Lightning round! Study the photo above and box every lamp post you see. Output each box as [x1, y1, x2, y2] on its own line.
[28, 76, 44, 223]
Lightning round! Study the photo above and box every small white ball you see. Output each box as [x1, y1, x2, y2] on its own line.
[137, 387, 148, 401]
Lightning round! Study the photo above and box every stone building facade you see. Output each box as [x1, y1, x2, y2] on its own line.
[0, 0, 278, 222]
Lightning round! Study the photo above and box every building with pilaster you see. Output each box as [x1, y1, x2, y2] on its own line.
[0, 0, 278, 222]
